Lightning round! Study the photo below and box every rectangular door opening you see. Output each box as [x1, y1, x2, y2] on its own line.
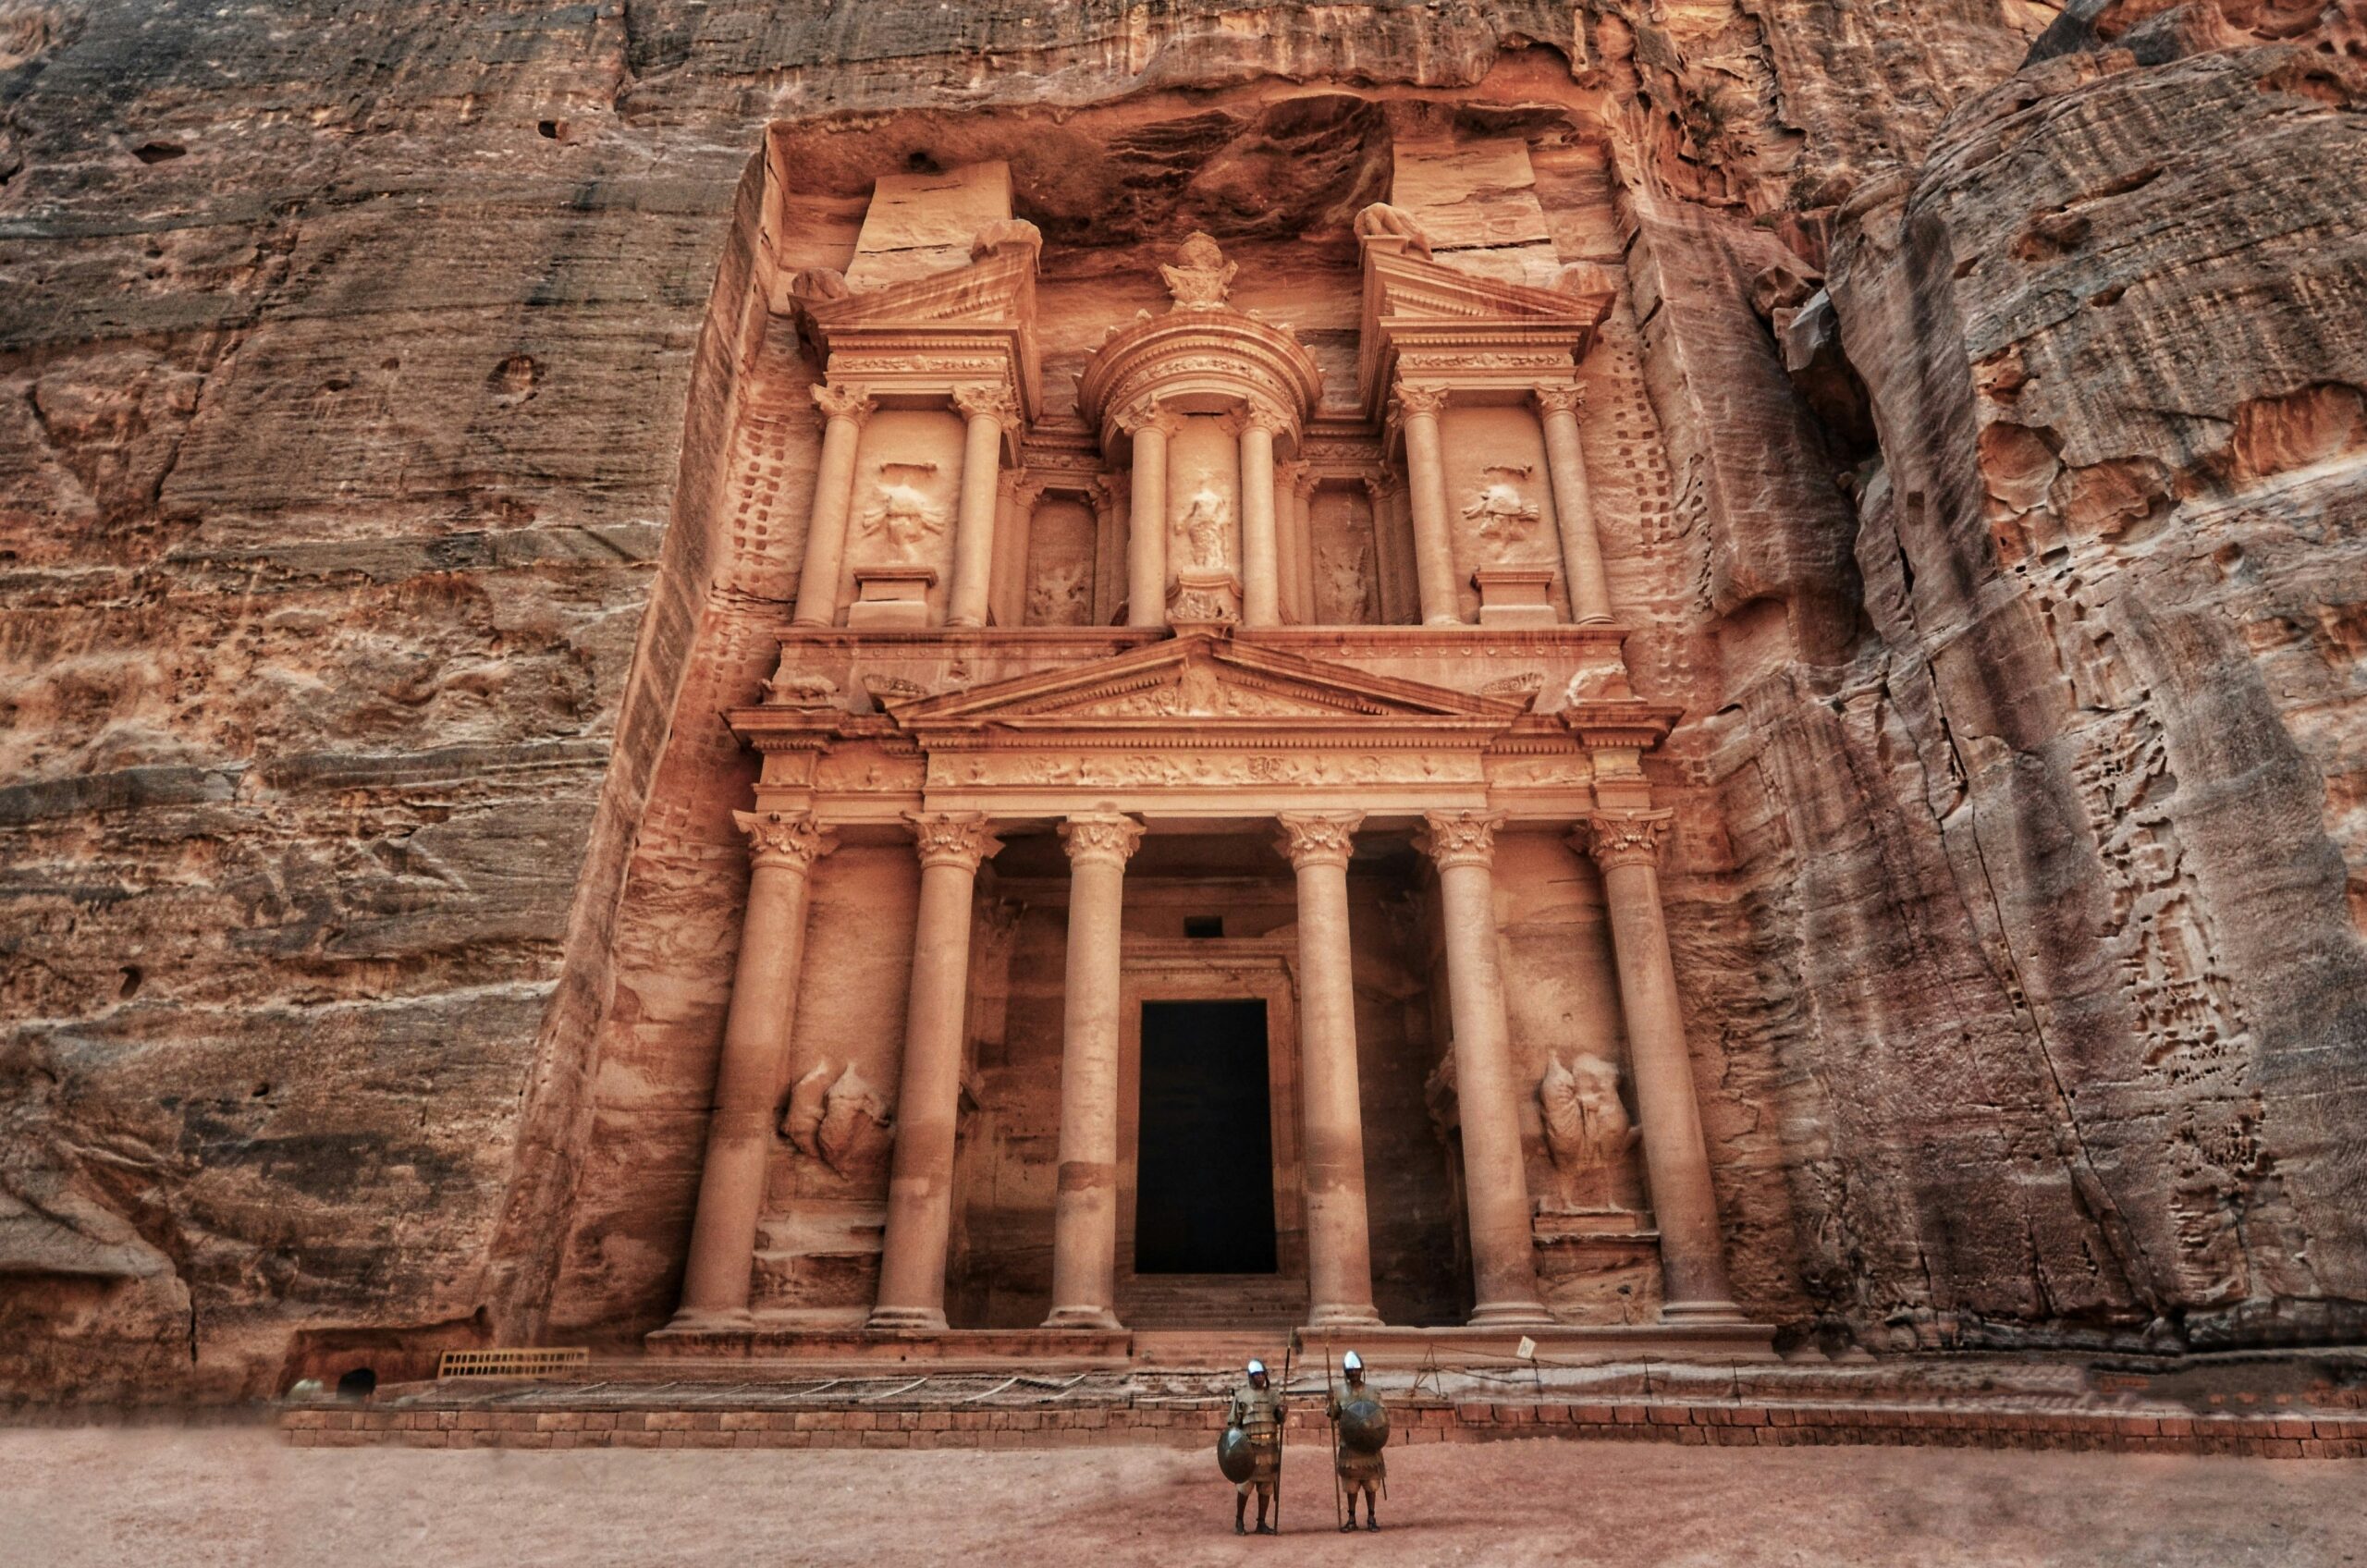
[1134, 999, 1278, 1274]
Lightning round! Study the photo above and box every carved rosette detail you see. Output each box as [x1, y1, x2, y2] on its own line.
[1059, 813, 1146, 867]
[812, 382, 878, 426]
[1415, 809, 1506, 870]
[1392, 382, 1451, 420]
[1276, 811, 1364, 870]
[1582, 810, 1674, 871]
[1532, 383, 1588, 418]
[905, 811, 1002, 872]
[733, 810, 838, 873]
[951, 383, 1019, 424]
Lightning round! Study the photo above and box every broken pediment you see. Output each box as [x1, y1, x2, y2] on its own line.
[1354, 243, 1618, 418]
[882, 633, 1529, 734]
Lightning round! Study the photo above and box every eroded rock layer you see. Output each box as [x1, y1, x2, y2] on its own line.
[1, 0, 2361, 1400]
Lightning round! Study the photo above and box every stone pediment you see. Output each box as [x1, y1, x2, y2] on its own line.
[803, 246, 1042, 415]
[1355, 246, 1618, 417]
[883, 634, 1527, 734]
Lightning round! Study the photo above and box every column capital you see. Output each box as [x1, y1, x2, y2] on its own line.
[1361, 468, 1401, 503]
[1088, 472, 1125, 519]
[732, 810, 837, 871]
[1059, 813, 1145, 867]
[1531, 383, 1588, 418]
[1416, 810, 1506, 871]
[951, 383, 1018, 424]
[1276, 811, 1363, 870]
[1117, 399, 1182, 439]
[1580, 809, 1674, 871]
[1241, 400, 1292, 437]
[812, 382, 878, 425]
[1392, 381, 1452, 420]
[905, 811, 1002, 871]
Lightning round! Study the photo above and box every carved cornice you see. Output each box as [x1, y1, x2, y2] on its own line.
[906, 811, 1002, 871]
[733, 810, 838, 872]
[1276, 811, 1364, 870]
[1059, 813, 1146, 867]
[1532, 384, 1588, 418]
[813, 383, 878, 426]
[1582, 809, 1673, 871]
[1080, 309, 1323, 458]
[952, 383, 1020, 425]
[1415, 809, 1506, 870]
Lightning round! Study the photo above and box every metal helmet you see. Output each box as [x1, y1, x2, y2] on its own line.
[1342, 1351, 1364, 1375]
[1246, 1358, 1267, 1378]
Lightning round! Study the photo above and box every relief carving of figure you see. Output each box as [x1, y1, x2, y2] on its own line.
[1538, 1052, 1643, 1211]
[1159, 230, 1237, 310]
[1317, 544, 1375, 623]
[1179, 485, 1233, 569]
[783, 1060, 892, 1179]
[1462, 465, 1541, 545]
[764, 669, 841, 708]
[860, 463, 948, 553]
[1026, 560, 1092, 626]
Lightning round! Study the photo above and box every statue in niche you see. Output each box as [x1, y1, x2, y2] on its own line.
[1538, 1052, 1643, 1212]
[1462, 464, 1542, 545]
[1179, 484, 1233, 569]
[1160, 230, 1237, 310]
[1027, 560, 1091, 626]
[1318, 543, 1375, 623]
[860, 462, 947, 553]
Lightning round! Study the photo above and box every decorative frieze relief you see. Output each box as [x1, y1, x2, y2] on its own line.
[860, 463, 950, 552]
[926, 749, 1481, 790]
[1463, 464, 1543, 545]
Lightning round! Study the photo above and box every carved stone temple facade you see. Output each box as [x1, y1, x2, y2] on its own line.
[656, 153, 1761, 1351]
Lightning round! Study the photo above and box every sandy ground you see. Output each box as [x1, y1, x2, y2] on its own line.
[5, 1427, 2361, 1568]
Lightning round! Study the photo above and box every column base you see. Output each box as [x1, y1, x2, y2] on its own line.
[1466, 1300, 1557, 1329]
[1041, 1305, 1123, 1331]
[1574, 612, 1616, 626]
[1422, 613, 1464, 629]
[1306, 1307, 1385, 1330]
[865, 1305, 949, 1331]
[663, 1305, 753, 1333]
[1659, 1298, 1748, 1326]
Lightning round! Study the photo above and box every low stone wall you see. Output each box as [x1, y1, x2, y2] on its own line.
[282, 1398, 2367, 1458]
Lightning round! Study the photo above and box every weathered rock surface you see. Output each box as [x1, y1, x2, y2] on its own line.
[1, 0, 2361, 1400]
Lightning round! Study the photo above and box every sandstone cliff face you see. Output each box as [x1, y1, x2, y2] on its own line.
[2, 0, 2361, 1400]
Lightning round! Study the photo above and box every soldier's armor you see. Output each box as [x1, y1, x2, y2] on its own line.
[1229, 1382, 1283, 1486]
[1329, 1381, 1388, 1487]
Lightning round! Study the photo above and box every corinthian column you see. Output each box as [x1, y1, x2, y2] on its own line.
[870, 812, 1001, 1330]
[1580, 812, 1741, 1321]
[947, 385, 1016, 629]
[791, 382, 876, 628]
[1417, 810, 1552, 1327]
[672, 811, 836, 1326]
[1277, 813, 1383, 1329]
[1392, 382, 1461, 627]
[1239, 408, 1283, 628]
[1534, 385, 1613, 624]
[1122, 404, 1176, 629]
[1043, 814, 1145, 1330]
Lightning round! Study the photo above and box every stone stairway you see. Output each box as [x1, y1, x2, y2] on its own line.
[1117, 1273, 1306, 1329]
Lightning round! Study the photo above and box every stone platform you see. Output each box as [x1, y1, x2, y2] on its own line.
[282, 1350, 2367, 1460]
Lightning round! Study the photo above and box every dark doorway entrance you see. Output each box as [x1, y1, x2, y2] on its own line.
[1134, 999, 1278, 1274]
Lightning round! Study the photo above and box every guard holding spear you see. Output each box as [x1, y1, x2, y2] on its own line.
[1326, 1350, 1389, 1531]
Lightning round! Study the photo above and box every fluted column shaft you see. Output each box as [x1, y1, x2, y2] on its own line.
[1394, 383, 1461, 627]
[1535, 386, 1613, 624]
[791, 384, 875, 628]
[673, 812, 836, 1324]
[1239, 414, 1282, 627]
[1418, 811, 1552, 1327]
[1124, 409, 1173, 629]
[948, 386, 1013, 629]
[1279, 814, 1383, 1329]
[1583, 813, 1741, 1320]
[870, 813, 1001, 1330]
[1043, 815, 1145, 1329]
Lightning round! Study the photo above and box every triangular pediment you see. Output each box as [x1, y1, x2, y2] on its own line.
[1362, 246, 1612, 329]
[806, 247, 1036, 335]
[885, 633, 1527, 732]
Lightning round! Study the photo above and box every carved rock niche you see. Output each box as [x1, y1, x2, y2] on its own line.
[1167, 414, 1242, 582]
[1308, 482, 1381, 626]
[1024, 492, 1099, 627]
[1439, 401, 1565, 622]
[845, 408, 965, 620]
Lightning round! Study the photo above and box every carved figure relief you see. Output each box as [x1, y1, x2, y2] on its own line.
[783, 1060, 892, 1178]
[1317, 543, 1377, 624]
[1179, 484, 1233, 569]
[1159, 230, 1237, 309]
[1539, 1053, 1644, 1213]
[860, 463, 948, 553]
[764, 669, 841, 708]
[1353, 202, 1433, 257]
[1026, 560, 1092, 625]
[1462, 465, 1542, 545]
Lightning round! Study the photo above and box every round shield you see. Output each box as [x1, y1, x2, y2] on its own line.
[1337, 1398, 1390, 1453]
[1218, 1424, 1257, 1483]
